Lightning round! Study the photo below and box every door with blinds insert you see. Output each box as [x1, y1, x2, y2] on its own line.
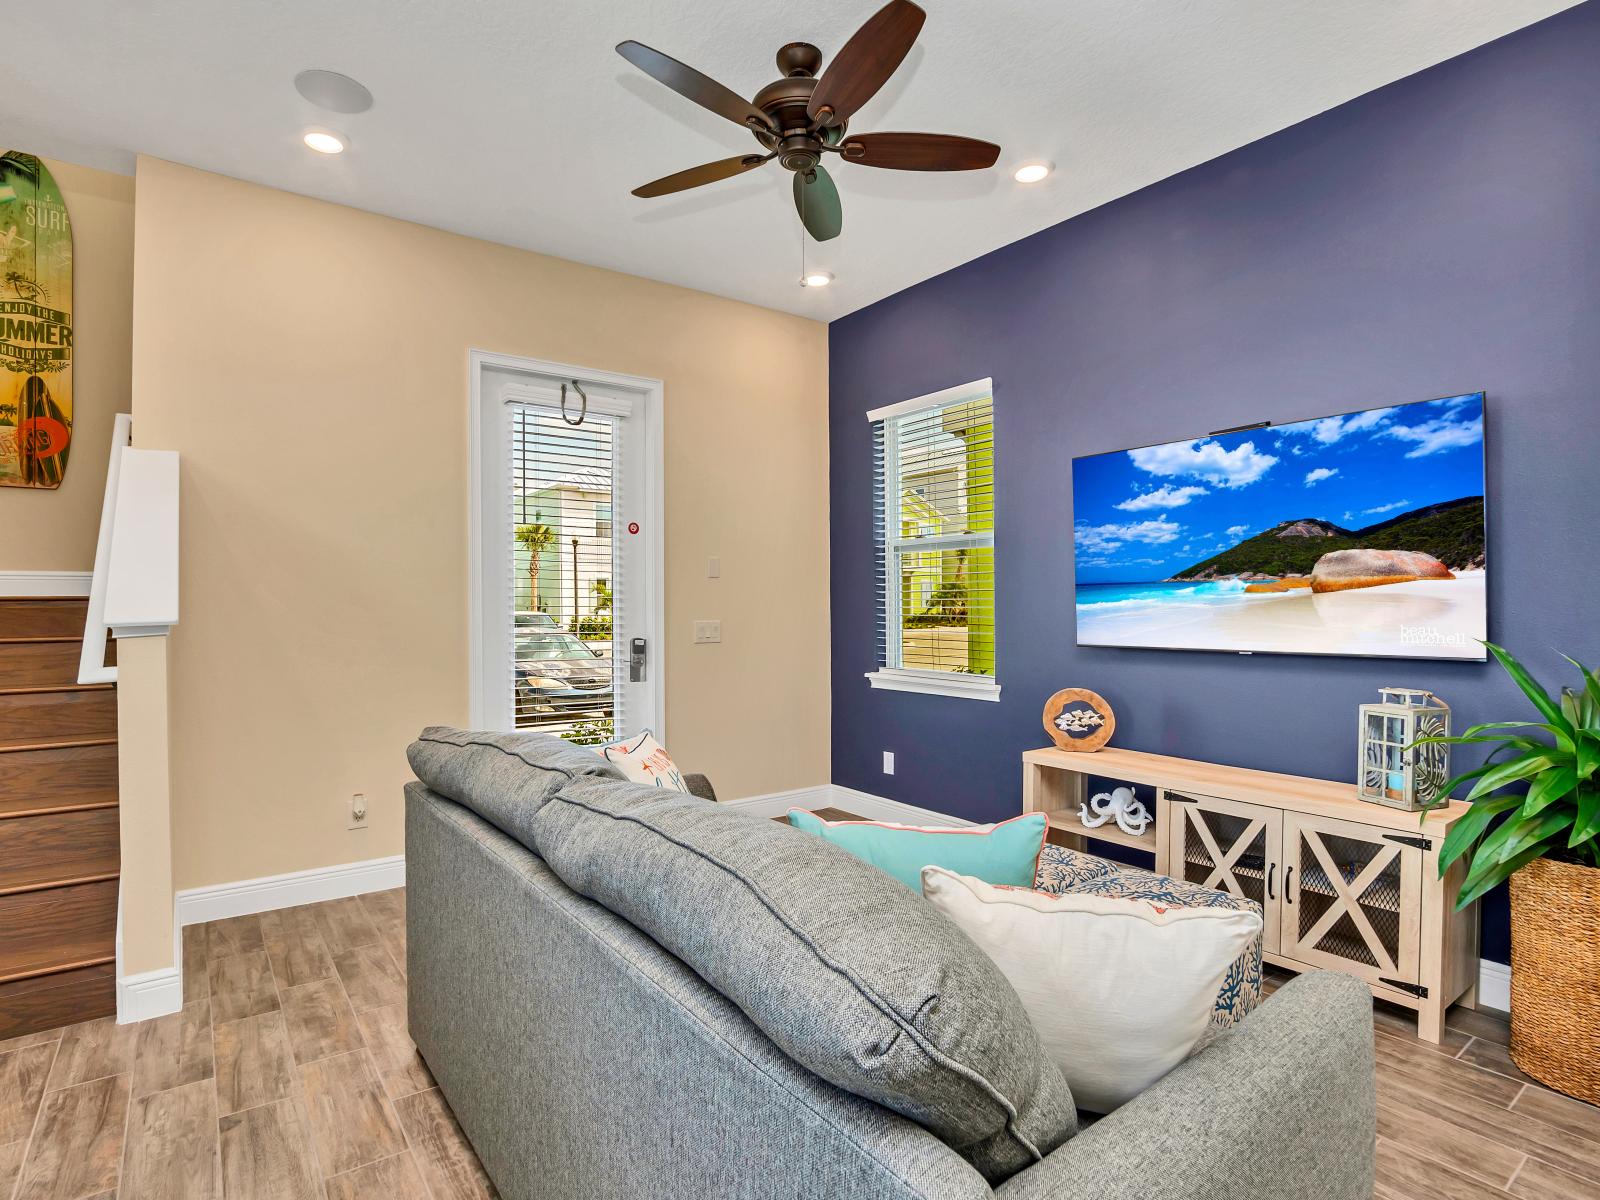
[474, 359, 660, 745]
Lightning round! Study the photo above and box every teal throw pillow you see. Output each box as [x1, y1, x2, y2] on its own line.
[786, 810, 1048, 893]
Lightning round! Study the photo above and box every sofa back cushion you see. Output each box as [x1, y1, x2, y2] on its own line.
[530, 775, 1078, 1183]
[405, 726, 624, 846]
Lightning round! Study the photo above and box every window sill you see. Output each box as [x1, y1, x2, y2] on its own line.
[864, 670, 1002, 702]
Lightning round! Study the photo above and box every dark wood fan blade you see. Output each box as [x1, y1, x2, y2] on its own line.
[617, 41, 773, 132]
[840, 132, 1000, 171]
[632, 154, 772, 198]
[793, 166, 842, 242]
[807, 0, 926, 125]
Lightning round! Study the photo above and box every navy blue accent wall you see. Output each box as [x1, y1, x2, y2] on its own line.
[828, 4, 1600, 966]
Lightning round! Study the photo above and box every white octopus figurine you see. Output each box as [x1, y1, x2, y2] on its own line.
[1078, 785, 1152, 837]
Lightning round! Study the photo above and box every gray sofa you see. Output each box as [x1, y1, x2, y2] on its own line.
[405, 729, 1376, 1200]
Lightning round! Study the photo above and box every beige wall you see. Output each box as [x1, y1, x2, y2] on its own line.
[130, 158, 830, 892]
[116, 633, 176, 975]
[0, 158, 133, 571]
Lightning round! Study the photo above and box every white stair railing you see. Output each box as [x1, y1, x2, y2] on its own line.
[79, 413, 133, 684]
[79, 414, 181, 683]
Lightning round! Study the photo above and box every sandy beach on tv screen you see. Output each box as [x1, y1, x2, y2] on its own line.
[1077, 571, 1486, 659]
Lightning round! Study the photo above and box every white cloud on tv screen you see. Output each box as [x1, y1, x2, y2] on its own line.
[1114, 485, 1208, 511]
[1127, 439, 1277, 489]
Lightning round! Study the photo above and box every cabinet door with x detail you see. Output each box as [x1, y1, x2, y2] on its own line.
[1280, 811, 1423, 988]
[1165, 791, 1282, 954]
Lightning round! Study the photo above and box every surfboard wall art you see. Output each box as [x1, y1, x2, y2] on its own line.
[0, 150, 73, 489]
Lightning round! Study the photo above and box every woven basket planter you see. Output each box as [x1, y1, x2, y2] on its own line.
[1509, 856, 1600, 1102]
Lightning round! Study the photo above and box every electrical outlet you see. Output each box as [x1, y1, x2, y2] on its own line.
[348, 793, 368, 830]
[693, 619, 722, 644]
[883, 751, 895, 775]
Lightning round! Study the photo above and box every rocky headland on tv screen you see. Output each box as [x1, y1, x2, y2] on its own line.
[1169, 496, 1485, 584]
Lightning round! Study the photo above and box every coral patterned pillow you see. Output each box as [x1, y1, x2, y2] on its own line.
[599, 730, 690, 793]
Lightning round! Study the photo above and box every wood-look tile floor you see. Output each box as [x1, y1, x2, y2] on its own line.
[1260, 969, 1600, 1200]
[3, 898, 1597, 1200]
[0, 888, 496, 1200]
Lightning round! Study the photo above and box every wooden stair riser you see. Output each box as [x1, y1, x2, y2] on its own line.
[0, 962, 116, 1040]
[0, 635, 114, 688]
[0, 598, 90, 639]
[0, 878, 118, 983]
[0, 806, 120, 894]
[0, 741, 118, 818]
[0, 687, 117, 746]
[0, 602, 122, 1038]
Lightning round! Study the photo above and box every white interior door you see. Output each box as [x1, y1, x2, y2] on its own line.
[472, 353, 662, 744]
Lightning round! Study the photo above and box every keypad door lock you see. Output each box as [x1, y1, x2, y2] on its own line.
[629, 637, 647, 683]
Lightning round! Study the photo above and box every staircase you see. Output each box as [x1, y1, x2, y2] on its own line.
[0, 595, 120, 1038]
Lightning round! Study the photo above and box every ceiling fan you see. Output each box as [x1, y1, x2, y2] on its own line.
[617, 0, 1000, 242]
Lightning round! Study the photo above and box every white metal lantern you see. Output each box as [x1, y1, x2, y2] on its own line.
[1357, 688, 1451, 811]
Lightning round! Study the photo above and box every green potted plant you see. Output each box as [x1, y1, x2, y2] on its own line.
[1418, 642, 1600, 1101]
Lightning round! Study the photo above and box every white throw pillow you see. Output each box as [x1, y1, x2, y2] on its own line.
[921, 866, 1262, 1113]
[599, 730, 691, 794]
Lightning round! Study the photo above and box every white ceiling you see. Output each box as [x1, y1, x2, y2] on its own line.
[0, 0, 1579, 320]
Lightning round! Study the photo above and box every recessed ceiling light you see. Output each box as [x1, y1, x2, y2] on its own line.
[801, 271, 833, 288]
[1013, 162, 1052, 184]
[294, 69, 374, 114]
[303, 130, 346, 155]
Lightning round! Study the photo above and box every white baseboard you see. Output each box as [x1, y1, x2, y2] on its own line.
[1478, 958, 1511, 1013]
[176, 854, 406, 926]
[723, 782, 977, 827]
[0, 570, 92, 597]
[117, 967, 182, 1023]
[720, 784, 836, 819]
[825, 784, 978, 828]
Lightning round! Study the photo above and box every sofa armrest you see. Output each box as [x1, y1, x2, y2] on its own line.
[682, 773, 717, 802]
[995, 971, 1375, 1200]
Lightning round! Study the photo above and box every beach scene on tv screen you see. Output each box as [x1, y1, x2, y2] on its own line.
[1072, 393, 1487, 659]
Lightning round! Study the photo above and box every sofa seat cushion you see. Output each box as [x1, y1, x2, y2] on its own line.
[405, 726, 625, 847]
[530, 775, 1079, 1183]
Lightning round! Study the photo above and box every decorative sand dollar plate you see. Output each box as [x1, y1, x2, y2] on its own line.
[0, 150, 73, 489]
[1042, 688, 1115, 752]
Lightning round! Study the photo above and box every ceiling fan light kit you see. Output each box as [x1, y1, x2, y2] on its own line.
[617, 0, 1001, 243]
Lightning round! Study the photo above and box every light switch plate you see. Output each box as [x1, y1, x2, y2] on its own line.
[693, 619, 722, 644]
[707, 556, 720, 578]
[883, 751, 895, 775]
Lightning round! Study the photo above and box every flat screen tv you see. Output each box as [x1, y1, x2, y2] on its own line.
[1072, 392, 1487, 660]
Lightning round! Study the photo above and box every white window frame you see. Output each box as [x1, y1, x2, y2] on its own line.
[865, 378, 1000, 703]
[468, 349, 666, 737]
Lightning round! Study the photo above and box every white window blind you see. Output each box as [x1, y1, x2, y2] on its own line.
[507, 402, 623, 743]
[868, 381, 999, 700]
